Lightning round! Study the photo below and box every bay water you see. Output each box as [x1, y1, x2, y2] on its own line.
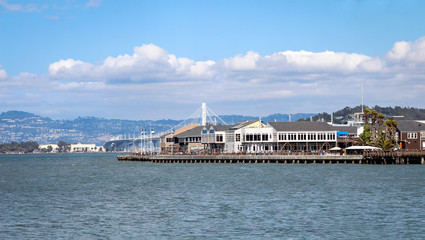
[1, 154, 424, 239]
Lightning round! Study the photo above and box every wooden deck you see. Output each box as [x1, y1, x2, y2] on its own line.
[118, 151, 425, 164]
[363, 150, 425, 164]
[118, 154, 364, 164]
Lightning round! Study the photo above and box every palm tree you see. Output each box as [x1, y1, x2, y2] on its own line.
[364, 108, 371, 124]
[375, 132, 394, 150]
[377, 113, 385, 137]
[390, 120, 398, 139]
[371, 110, 378, 140]
[384, 119, 398, 146]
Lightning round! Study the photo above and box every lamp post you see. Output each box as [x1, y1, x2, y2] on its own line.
[171, 129, 174, 155]
[141, 129, 144, 155]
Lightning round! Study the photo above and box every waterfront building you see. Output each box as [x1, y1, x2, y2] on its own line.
[201, 125, 234, 153]
[160, 124, 199, 153]
[175, 126, 205, 153]
[396, 120, 425, 150]
[160, 119, 361, 154]
[269, 122, 338, 152]
[332, 125, 358, 148]
[227, 120, 274, 153]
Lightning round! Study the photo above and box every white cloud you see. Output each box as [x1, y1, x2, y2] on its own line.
[45, 15, 59, 20]
[386, 37, 425, 65]
[0, 0, 38, 12]
[3, 37, 425, 119]
[49, 43, 217, 83]
[86, 0, 102, 7]
[0, 68, 7, 79]
[221, 50, 381, 74]
[223, 51, 260, 70]
[386, 41, 411, 61]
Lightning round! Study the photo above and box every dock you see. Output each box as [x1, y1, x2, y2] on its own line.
[118, 154, 364, 164]
[118, 150, 425, 164]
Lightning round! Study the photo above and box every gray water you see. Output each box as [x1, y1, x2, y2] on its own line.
[1, 154, 424, 239]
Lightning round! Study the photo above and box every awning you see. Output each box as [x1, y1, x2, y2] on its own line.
[345, 146, 382, 151]
[330, 147, 341, 151]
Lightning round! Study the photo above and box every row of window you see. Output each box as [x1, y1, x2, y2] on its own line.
[278, 132, 336, 141]
[216, 134, 223, 142]
[203, 132, 337, 142]
[244, 133, 270, 142]
[407, 132, 418, 139]
[202, 129, 215, 134]
[185, 137, 201, 143]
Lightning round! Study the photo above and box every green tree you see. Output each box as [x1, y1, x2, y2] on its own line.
[0, 141, 39, 153]
[375, 133, 395, 150]
[357, 123, 371, 145]
[57, 141, 71, 153]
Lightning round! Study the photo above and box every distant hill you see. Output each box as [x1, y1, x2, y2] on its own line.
[299, 105, 425, 123]
[0, 110, 48, 120]
[3, 106, 423, 146]
[219, 113, 315, 125]
[0, 111, 177, 145]
[0, 111, 316, 145]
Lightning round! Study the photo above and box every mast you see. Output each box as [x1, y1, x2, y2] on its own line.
[361, 82, 364, 114]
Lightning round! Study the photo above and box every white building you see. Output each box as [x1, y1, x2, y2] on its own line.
[39, 144, 59, 152]
[269, 122, 338, 152]
[70, 143, 103, 153]
[169, 120, 352, 154]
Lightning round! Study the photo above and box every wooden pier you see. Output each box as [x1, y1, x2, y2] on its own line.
[118, 154, 365, 164]
[118, 150, 425, 164]
[363, 150, 425, 164]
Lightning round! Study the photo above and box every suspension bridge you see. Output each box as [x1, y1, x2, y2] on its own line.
[105, 103, 227, 153]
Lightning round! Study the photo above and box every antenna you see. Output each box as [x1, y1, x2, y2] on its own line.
[361, 82, 364, 114]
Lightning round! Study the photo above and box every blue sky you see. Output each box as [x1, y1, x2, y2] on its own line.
[1, 0, 425, 120]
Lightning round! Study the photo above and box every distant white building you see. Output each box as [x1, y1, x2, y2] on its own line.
[70, 143, 103, 153]
[39, 144, 59, 152]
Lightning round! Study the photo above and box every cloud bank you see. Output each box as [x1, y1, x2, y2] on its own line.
[2, 37, 425, 119]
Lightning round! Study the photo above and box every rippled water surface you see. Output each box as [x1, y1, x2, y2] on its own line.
[1, 154, 424, 239]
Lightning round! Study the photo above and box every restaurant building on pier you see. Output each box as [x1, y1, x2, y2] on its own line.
[163, 120, 355, 154]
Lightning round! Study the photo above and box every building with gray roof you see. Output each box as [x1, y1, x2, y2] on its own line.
[396, 120, 425, 150]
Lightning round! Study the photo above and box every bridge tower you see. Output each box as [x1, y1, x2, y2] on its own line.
[202, 102, 207, 126]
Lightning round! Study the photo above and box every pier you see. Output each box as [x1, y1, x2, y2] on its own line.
[118, 154, 364, 164]
[363, 150, 425, 164]
[118, 150, 425, 164]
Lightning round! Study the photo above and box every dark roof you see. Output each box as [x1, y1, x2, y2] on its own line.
[396, 120, 425, 132]
[174, 125, 233, 138]
[174, 126, 204, 138]
[210, 125, 233, 132]
[269, 122, 336, 132]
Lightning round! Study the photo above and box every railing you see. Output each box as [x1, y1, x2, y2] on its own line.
[363, 150, 425, 158]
